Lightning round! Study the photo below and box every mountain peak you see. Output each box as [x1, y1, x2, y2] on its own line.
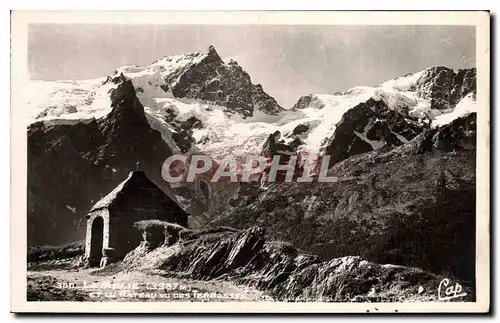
[202, 45, 223, 64]
[207, 45, 217, 55]
[150, 47, 283, 117]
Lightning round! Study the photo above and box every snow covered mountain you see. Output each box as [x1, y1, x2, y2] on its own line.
[26, 46, 477, 248]
[27, 46, 476, 164]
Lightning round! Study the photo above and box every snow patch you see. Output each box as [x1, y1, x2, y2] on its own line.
[432, 93, 476, 128]
[380, 70, 425, 92]
[294, 88, 378, 154]
[354, 121, 386, 150]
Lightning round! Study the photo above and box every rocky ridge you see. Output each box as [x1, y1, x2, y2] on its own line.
[150, 45, 284, 118]
[117, 226, 473, 302]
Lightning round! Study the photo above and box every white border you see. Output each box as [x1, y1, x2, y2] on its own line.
[10, 10, 490, 313]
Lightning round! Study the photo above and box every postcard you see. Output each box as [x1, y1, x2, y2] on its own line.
[10, 10, 490, 313]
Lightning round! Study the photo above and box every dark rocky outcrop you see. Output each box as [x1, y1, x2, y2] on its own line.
[161, 104, 204, 153]
[415, 67, 476, 110]
[420, 113, 477, 153]
[324, 98, 424, 167]
[291, 94, 325, 110]
[261, 131, 297, 157]
[260, 131, 308, 183]
[291, 124, 310, 136]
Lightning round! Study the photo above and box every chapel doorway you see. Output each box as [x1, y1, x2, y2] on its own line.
[89, 216, 104, 267]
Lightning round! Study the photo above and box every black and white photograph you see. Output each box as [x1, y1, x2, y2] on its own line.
[10, 11, 490, 313]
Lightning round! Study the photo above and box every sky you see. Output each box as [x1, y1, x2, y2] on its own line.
[28, 24, 476, 108]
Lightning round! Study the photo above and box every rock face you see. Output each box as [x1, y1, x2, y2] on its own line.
[214, 114, 477, 284]
[324, 98, 424, 167]
[259, 131, 307, 183]
[27, 76, 180, 247]
[120, 226, 473, 302]
[162, 46, 284, 118]
[415, 67, 476, 110]
[421, 112, 477, 153]
[261, 131, 297, 156]
[291, 94, 326, 110]
[162, 104, 204, 153]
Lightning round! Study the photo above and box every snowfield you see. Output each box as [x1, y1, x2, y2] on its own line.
[26, 59, 476, 160]
[432, 93, 477, 128]
[287, 87, 378, 154]
[26, 78, 114, 125]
